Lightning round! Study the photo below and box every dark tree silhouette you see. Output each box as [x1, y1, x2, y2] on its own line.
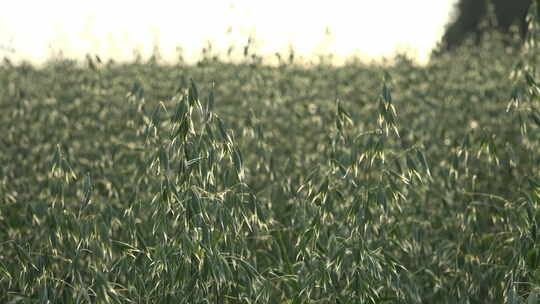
[441, 0, 532, 51]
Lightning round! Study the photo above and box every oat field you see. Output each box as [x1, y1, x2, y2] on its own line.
[2, 15, 540, 304]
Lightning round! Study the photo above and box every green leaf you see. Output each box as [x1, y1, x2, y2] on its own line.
[527, 247, 539, 270]
[171, 96, 189, 123]
[159, 145, 169, 172]
[416, 150, 431, 177]
[530, 110, 540, 127]
[189, 78, 199, 106]
[216, 117, 228, 140]
[81, 172, 93, 206]
[383, 82, 392, 103]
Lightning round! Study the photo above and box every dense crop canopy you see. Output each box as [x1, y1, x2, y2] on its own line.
[1, 27, 540, 303]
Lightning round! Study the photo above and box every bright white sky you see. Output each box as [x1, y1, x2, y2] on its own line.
[0, 0, 457, 65]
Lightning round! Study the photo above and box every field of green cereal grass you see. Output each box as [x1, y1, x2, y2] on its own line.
[2, 25, 540, 303]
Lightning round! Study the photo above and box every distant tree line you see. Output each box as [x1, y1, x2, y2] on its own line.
[441, 0, 532, 51]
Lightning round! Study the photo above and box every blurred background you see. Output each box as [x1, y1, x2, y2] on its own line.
[0, 0, 532, 66]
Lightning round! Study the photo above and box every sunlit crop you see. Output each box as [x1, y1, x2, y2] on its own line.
[2, 6, 540, 303]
